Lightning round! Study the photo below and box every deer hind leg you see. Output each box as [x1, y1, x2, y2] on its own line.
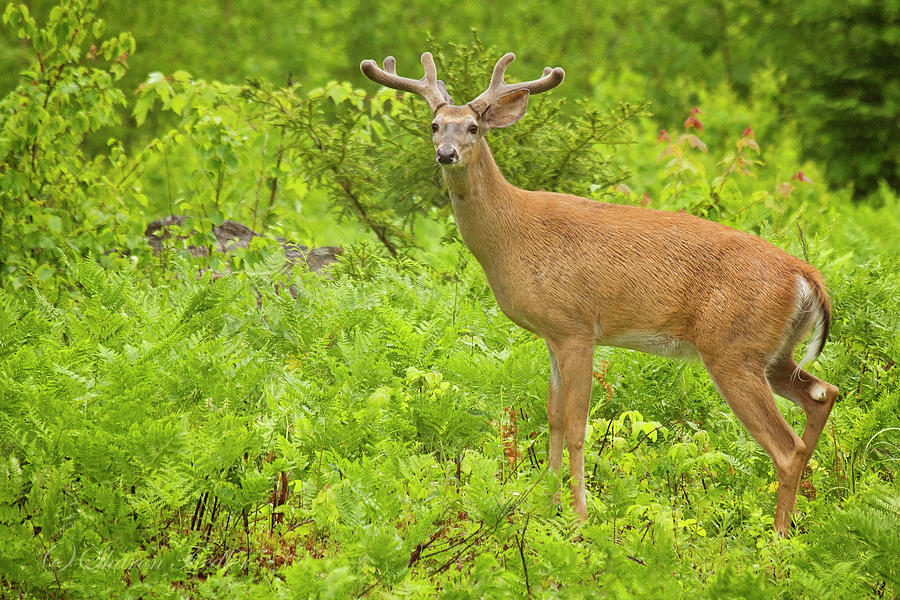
[767, 357, 839, 467]
[703, 356, 807, 536]
[547, 338, 594, 519]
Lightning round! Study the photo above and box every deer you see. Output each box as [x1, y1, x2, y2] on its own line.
[359, 51, 839, 536]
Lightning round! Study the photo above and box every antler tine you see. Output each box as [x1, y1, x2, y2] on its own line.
[468, 53, 565, 114]
[488, 52, 517, 89]
[360, 52, 450, 112]
[420, 52, 438, 85]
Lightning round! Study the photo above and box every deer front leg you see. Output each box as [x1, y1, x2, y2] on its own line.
[549, 338, 594, 519]
[546, 343, 564, 473]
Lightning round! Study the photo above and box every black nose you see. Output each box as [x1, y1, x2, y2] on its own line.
[436, 147, 458, 164]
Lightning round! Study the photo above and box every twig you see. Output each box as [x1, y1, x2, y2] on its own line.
[242, 509, 250, 575]
[639, 519, 653, 543]
[336, 177, 399, 257]
[408, 526, 449, 568]
[428, 469, 548, 574]
[163, 145, 175, 218]
[251, 131, 269, 231]
[627, 426, 662, 453]
[356, 582, 378, 598]
[517, 514, 532, 597]
[263, 143, 285, 231]
[592, 419, 615, 481]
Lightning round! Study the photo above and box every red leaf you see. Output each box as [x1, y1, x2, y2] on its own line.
[640, 192, 652, 207]
[657, 129, 670, 143]
[684, 115, 704, 131]
[742, 127, 755, 138]
[791, 171, 813, 184]
[691, 107, 701, 116]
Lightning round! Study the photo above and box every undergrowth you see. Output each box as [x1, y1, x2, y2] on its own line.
[0, 238, 897, 598]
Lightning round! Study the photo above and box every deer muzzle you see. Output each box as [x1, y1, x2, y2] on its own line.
[436, 146, 459, 165]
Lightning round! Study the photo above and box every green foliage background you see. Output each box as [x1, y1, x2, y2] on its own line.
[2, 0, 896, 195]
[0, 1, 898, 598]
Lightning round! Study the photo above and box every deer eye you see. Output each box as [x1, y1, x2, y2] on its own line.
[468, 124, 478, 134]
[431, 122, 438, 132]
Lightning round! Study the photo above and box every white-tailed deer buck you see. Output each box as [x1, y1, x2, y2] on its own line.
[360, 51, 839, 536]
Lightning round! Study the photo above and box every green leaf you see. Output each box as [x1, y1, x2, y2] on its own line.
[169, 93, 187, 116]
[46, 215, 62, 233]
[133, 94, 154, 126]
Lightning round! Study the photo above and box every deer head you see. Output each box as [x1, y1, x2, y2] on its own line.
[360, 52, 565, 167]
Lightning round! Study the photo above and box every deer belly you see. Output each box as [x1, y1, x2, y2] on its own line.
[602, 330, 700, 360]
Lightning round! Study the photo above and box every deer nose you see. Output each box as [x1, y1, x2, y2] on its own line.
[436, 147, 459, 164]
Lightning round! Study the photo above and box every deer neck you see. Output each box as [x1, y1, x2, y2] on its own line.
[442, 139, 521, 266]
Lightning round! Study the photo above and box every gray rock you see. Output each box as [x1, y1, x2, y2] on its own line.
[145, 215, 342, 275]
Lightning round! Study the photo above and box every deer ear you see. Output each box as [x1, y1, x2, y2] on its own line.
[482, 89, 529, 128]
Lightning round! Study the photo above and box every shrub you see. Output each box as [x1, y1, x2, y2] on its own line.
[0, 1, 138, 292]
